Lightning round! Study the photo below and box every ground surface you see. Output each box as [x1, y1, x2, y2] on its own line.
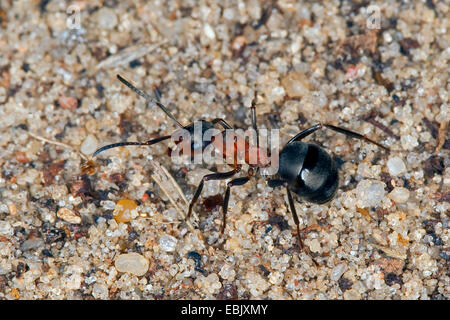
[0, 0, 448, 300]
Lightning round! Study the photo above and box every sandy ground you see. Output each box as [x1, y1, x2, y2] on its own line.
[0, 0, 448, 300]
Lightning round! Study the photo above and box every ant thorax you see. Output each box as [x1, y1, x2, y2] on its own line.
[168, 121, 279, 175]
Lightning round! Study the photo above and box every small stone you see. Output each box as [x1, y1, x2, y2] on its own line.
[400, 134, 419, 150]
[58, 96, 78, 111]
[20, 238, 44, 251]
[388, 187, 410, 203]
[219, 264, 236, 281]
[92, 283, 109, 299]
[8, 203, 17, 215]
[309, 238, 321, 253]
[115, 253, 149, 276]
[159, 235, 177, 252]
[223, 8, 235, 20]
[343, 288, 361, 300]
[113, 199, 138, 223]
[225, 238, 241, 251]
[231, 35, 246, 53]
[387, 157, 407, 176]
[355, 180, 387, 208]
[80, 134, 98, 155]
[330, 263, 347, 281]
[96, 7, 118, 30]
[15, 152, 29, 163]
[10, 288, 20, 300]
[0, 221, 13, 236]
[57, 207, 81, 224]
[203, 23, 216, 40]
[281, 71, 310, 98]
[268, 271, 284, 285]
[205, 273, 222, 294]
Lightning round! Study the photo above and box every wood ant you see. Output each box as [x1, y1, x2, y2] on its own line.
[93, 74, 389, 264]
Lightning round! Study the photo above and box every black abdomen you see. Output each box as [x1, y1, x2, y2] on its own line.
[279, 142, 338, 204]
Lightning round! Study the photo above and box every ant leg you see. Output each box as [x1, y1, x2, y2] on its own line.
[286, 123, 389, 151]
[93, 135, 171, 157]
[323, 124, 389, 151]
[250, 98, 259, 148]
[152, 87, 162, 102]
[211, 118, 233, 129]
[285, 187, 304, 249]
[267, 179, 318, 264]
[187, 166, 241, 219]
[222, 176, 251, 234]
[286, 186, 319, 266]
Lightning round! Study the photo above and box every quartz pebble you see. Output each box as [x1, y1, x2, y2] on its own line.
[57, 207, 81, 224]
[387, 157, 407, 176]
[115, 253, 149, 276]
[92, 283, 109, 299]
[309, 238, 321, 253]
[0, 221, 13, 236]
[281, 71, 310, 98]
[80, 134, 98, 155]
[203, 23, 216, 40]
[20, 238, 44, 251]
[355, 180, 387, 208]
[388, 187, 410, 203]
[96, 7, 118, 30]
[330, 263, 347, 281]
[205, 273, 222, 293]
[159, 235, 177, 252]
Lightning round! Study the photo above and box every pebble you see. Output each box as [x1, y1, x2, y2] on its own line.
[92, 283, 109, 299]
[159, 235, 177, 252]
[401, 135, 419, 150]
[281, 71, 310, 98]
[80, 134, 98, 155]
[20, 238, 44, 251]
[219, 264, 236, 281]
[58, 96, 78, 111]
[113, 199, 138, 223]
[8, 203, 17, 215]
[57, 207, 81, 224]
[96, 7, 118, 30]
[388, 187, 410, 203]
[115, 253, 149, 276]
[0, 221, 13, 236]
[231, 35, 246, 52]
[343, 289, 362, 300]
[387, 157, 407, 176]
[330, 263, 347, 281]
[205, 273, 222, 293]
[203, 23, 216, 40]
[309, 238, 321, 253]
[355, 180, 387, 208]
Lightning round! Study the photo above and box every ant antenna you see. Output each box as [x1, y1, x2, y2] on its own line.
[92, 136, 171, 157]
[116, 74, 183, 128]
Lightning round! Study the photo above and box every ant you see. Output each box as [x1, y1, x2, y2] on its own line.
[93, 74, 389, 264]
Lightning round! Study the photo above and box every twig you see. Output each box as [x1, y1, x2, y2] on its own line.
[435, 121, 447, 153]
[96, 42, 167, 70]
[370, 243, 407, 260]
[25, 131, 88, 161]
[149, 161, 208, 250]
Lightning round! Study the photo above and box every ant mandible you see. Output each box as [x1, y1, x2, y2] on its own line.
[93, 74, 389, 265]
